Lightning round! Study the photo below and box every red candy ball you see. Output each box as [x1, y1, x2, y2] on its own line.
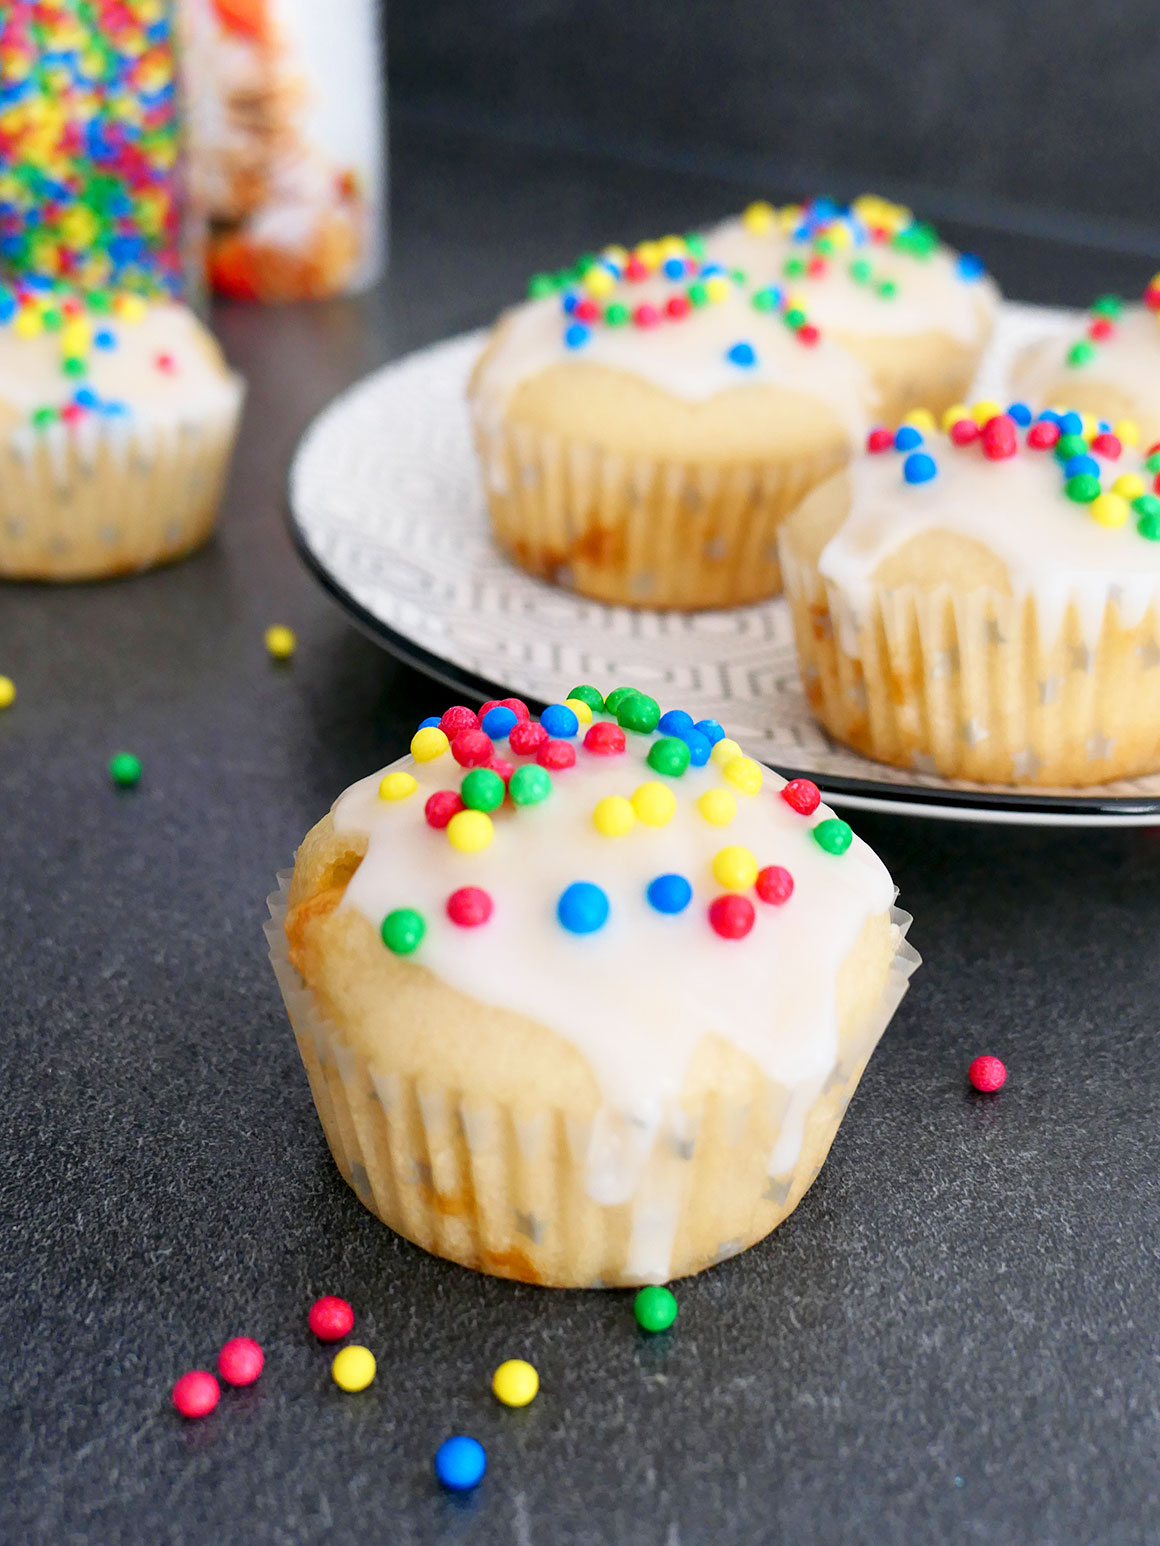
[509, 719, 548, 755]
[488, 756, 515, 785]
[634, 303, 661, 328]
[1145, 285, 1160, 313]
[218, 1337, 264, 1387]
[708, 894, 755, 939]
[425, 790, 465, 829]
[537, 739, 576, 770]
[452, 729, 494, 768]
[949, 417, 980, 446]
[574, 299, 600, 323]
[1027, 420, 1060, 450]
[666, 295, 691, 320]
[478, 700, 500, 719]
[172, 1370, 220, 1419]
[781, 778, 821, 815]
[1089, 318, 1114, 340]
[968, 1055, 1007, 1093]
[981, 414, 1017, 461]
[308, 1295, 355, 1341]
[755, 865, 794, 905]
[867, 427, 893, 453]
[625, 256, 649, 282]
[1091, 431, 1121, 460]
[583, 721, 626, 755]
[439, 705, 479, 738]
[797, 323, 820, 346]
[498, 698, 530, 720]
[807, 254, 827, 277]
[447, 886, 494, 927]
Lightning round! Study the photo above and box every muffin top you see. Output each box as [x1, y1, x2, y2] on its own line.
[705, 195, 1000, 348]
[0, 285, 241, 435]
[784, 402, 1160, 642]
[470, 230, 873, 443]
[318, 688, 897, 1129]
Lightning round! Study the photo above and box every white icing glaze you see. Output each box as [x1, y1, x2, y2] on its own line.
[817, 433, 1160, 643]
[1013, 305, 1160, 423]
[330, 708, 896, 1199]
[0, 303, 243, 432]
[470, 274, 873, 441]
[704, 216, 1000, 348]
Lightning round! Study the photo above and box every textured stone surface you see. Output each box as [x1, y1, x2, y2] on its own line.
[3, 125, 1159, 1545]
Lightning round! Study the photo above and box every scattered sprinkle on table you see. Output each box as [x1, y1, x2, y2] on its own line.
[434, 1435, 487, 1492]
[634, 1285, 678, 1332]
[217, 1337, 264, 1387]
[264, 625, 297, 660]
[308, 1295, 355, 1340]
[0, 675, 15, 709]
[331, 1344, 376, 1392]
[491, 1359, 539, 1407]
[172, 1370, 220, 1419]
[968, 1055, 1007, 1092]
[108, 752, 141, 787]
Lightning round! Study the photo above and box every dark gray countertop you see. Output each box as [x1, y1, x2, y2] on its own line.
[4, 124, 1160, 1546]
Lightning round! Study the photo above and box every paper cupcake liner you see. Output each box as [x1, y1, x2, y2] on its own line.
[471, 409, 850, 609]
[0, 389, 243, 581]
[780, 543, 1160, 785]
[266, 872, 919, 1288]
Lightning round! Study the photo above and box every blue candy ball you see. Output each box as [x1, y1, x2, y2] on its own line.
[694, 717, 724, 745]
[481, 705, 518, 739]
[94, 329, 116, 350]
[561, 291, 580, 315]
[558, 882, 609, 934]
[903, 452, 938, 485]
[434, 1436, 487, 1492]
[1006, 401, 1032, 427]
[957, 252, 985, 280]
[647, 874, 693, 914]
[894, 425, 924, 451]
[682, 729, 712, 766]
[1037, 408, 1061, 425]
[564, 322, 590, 350]
[540, 703, 579, 738]
[663, 256, 685, 279]
[727, 341, 757, 368]
[1058, 410, 1084, 437]
[1064, 454, 1100, 480]
[657, 709, 694, 738]
[418, 716, 441, 730]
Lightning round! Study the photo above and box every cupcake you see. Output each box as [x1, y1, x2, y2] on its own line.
[779, 401, 1160, 786]
[268, 689, 917, 1288]
[1012, 285, 1160, 446]
[705, 196, 1001, 429]
[0, 287, 244, 581]
[469, 234, 874, 609]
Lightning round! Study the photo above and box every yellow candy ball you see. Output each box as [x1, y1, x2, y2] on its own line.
[264, 624, 296, 659]
[593, 795, 636, 837]
[1081, 414, 1100, 442]
[0, 675, 15, 709]
[116, 294, 147, 323]
[331, 1345, 376, 1393]
[711, 737, 743, 766]
[585, 266, 615, 297]
[379, 770, 418, 801]
[1112, 473, 1145, 500]
[902, 408, 937, 433]
[447, 809, 494, 852]
[1091, 492, 1129, 528]
[635, 240, 661, 270]
[1114, 418, 1140, 447]
[602, 244, 629, 268]
[722, 756, 764, 795]
[632, 782, 677, 827]
[712, 845, 759, 890]
[492, 1359, 539, 1408]
[941, 403, 970, 431]
[564, 696, 593, 724]
[697, 788, 737, 826]
[410, 726, 449, 761]
[742, 201, 775, 235]
[971, 399, 1002, 427]
[705, 275, 732, 304]
[777, 203, 803, 232]
[826, 222, 852, 250]
[14, 309, 41, 338]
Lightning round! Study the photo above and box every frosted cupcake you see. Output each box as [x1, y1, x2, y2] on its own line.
[780, 401, 1160, 785]
[268, 688, 918, 1288]
[1012, 284, 1160, 447]
[469, 233, 874, 609]
[0, 286, 243, 581]
[705, 195, 1001, 428]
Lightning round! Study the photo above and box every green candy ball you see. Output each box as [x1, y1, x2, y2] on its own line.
[686, 281, 708, 309]
[509, 765, 551, 806]
[634, 1285, 678, 1333]
[877, 279, 898, 299]
[605, 303, 629, 327]
[108, 752, 141, 787]
[461, 767, 505, 812]
[527, 273, 555, 299]
[1055, 433, 1088, 463]
[684, 232, 706, 258]
[1065, 473, 1101, 503]
[381, 908, 425, 954]
[783, 255, 806, 278]
[567, 684, 605, 712]
[1091, 294, 1123, 319]
[784, 306, 807, 329]
[647, 736, 691, 778]
[603, 686, 639, 715]
[848, 258, 872, 284]
[616, 692, 661, 734]
[1067, 340, 1096, 367]
[812, 817, 853, 855]
[1137, 507, 1160, 542]
[1144, 452, 1160, 475]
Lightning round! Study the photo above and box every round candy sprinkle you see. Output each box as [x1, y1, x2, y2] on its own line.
[756, 865, 794, 905]
[949, 417, 980, 446]
[172, 1371, 220, 1420]
[1058, 411, 1084, 437]
[632, 782, 677, 826]
[647, 874, 693, 914]
[585, 722, 627, 755]
[697, 788, 737, 825]
[903, 452, 937, 484]
[332, 1346, 376, 1393]
[435, 1435, 487, 1492]
[411, 727, 450, 761]
[440, 706, 479, 738]
[971, 399, 1003, 427]
[1113, 473, 1145, 499]
[1091, 432, 1122, 460]
[867, 427, 893, 453]
[425, 790, 465, 829]
[695, 718, 725, 745]
[480, 705, 519, 739]
[968, 1055, 1007, 1093]
[0, 676, 16, 709]
[447, 887, 493, 927]
[510, 719, 549, 755]
[657, 709, 694, 737]
[447, 810, 494, 852]
[981, 414, 1017, 460]
[492, 1359, 539, 1407]
[711, 737, 743, 766]
[382, 908, 426, 954]
[812, 818, 853, 855]
[461, 768, 505, 811]
[490, 755, 515, 783]
[727, 341, 757, 367]
[712, 846, 759, 890]
[781, 778, 821, 815]
[708, 894, 755, 939]
[1027, 420, 1059, 450]
[509, 764, 552, 805]
[217, 1338, 264, 1388]
[604, 687, 637, 713]
[538, 739, 576, 770]
[1065, 474, 1100, 504]
[634, 1285, 678, 1332]
[1091, 493, 1129, 528]
[893, 425, 923, 451]
[308, 1296, 355, 1341]
[541, 703, 580, 738]
[616, 693, 662, 734]
[647, 737, 692, 777]
[1064, 454, 1100, 480]
[379, 771, 418, 802]
[108, 752, 141, 787]
[593, 795, 636, 837]
[557, 882, 610, 934]
[452, 729, 494, 768]
[418, 716, 440, 729]
[565, 696, 594, 724]
[722, 756, 763, 794]
[682, 730, 712, 767]
[568, 685, 605, 712]
[1006, 401, 1033, 427]
[902, 408, 937, 433]
[264, 625, 297, 659]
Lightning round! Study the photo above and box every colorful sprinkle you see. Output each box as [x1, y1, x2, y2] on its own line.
[593, 795, 636, 837]
[308, 1296, 355, 1341]
[451, 729, 494, 768]
[447, 887, 494, 927]
[434, 1436, 487, 1492]
[696, 788, 737, 826]
[968, 1055, 1007, 1093]
[510, 719, 549, 755]
[781, 778, 821, 815]
[172, 1371, 220, 1420]
[509, 764, 552, 805]
[564, 696, 594, 724]
[108, 751, 141, 787]
[646, 874, 693, 914]
[727, 341, 757, 367]
[634, 1284, 678, 1332]
[903, 451, 937, 484]
[694, 718, 725, 745]
[461, 767, 506, 811]
[480, 705, 519, 739]
[710, 737, 743, 766]
[447, 809, 494, 852]
[264, 625, 296, 659]
[492, 1360, 539, 1408]
[721, 755, 763, 794]
[708, 894, 755, 939]
[631, 782, 677, 826]
[540, 703, 580, 738]
[217, 1338, 264, 1388]
[657, 709, 695, 737]
[647, 736, 692, 777]
[537, 739, 576, 770]
[616, 692, 661, 734]
[425, 790, 465, 829]
[812, 818, 853, 855]
[379, 771, 418, 801]
[381, 908, 426, 954]
[332, 1346, 376, 1393]
[0, 676, 15, 709]
[411, 726, 449, 761]
[568, 685, 605, 712]
[557, 881, 610, 934]
[584, 721, 627, 756]
[756, 865, 794, 905]
[712, 846, 759, 890]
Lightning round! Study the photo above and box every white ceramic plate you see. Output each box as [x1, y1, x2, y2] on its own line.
[288, 305, 1160, 826]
